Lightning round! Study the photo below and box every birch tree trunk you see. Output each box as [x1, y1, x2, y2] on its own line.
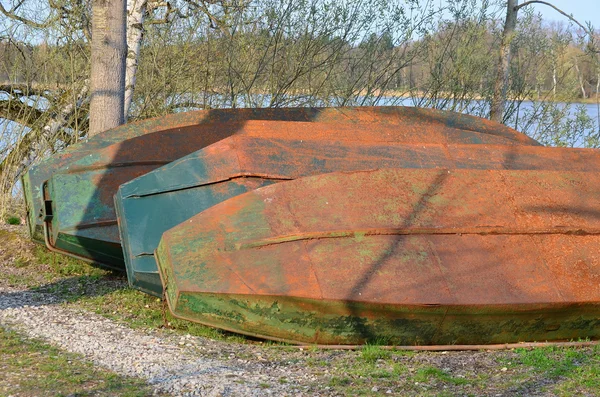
[125, 0, 147, 118]
[596, 73, 600, 136]
[89, 0, 127, 136]
[552, 60, 557, 98]
[573, 56, 587, 99]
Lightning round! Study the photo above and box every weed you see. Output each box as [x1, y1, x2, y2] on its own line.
[360, 343, 392, 363]
[370, 369, 394, 378]
[5, 215, 20, 225]
[305, 357, 329, 367]
[414, 366, 469, 385]
[328, 376, 352, 387]
[13, 257, 31, 268]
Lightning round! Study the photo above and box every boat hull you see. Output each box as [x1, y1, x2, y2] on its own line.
[39, 107, 537, 269]
[156, 168, 600, 345]
[118, 136, 600, 296]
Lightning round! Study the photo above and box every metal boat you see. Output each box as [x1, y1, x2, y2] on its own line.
[156, 168, 600, 345]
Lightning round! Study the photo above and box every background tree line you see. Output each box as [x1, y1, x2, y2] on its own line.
[0, 0, 599, 216]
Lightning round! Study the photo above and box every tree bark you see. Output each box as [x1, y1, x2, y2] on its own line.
[490, 0, 518, 123]
[596, 72, 600, 138]
[125, 0, 147, 118]
[89, 0, 127, 136]
[573, 56, 587, 99]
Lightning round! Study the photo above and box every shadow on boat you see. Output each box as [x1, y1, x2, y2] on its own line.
[344, 171, 451, 343]
[339, 164, 600, 345]
[524, 205, 600, 220]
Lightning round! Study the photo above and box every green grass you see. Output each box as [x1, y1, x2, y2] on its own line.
[0, 327, 154, 396]
[32, 245, 106, 278]
[5, 215, 20, 225]
[360, 343, 392, 363]
[511, 345, 600, 395]
[414, 366, 470, 386]
[515, 346, 587, 377]
[328, 376, 352, 387]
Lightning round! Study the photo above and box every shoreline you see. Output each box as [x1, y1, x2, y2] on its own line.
[374, 89, 599, 105]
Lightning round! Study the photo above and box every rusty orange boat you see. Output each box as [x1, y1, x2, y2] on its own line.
[117, 135, 600, 297]
[33, 106, 537, 270]
[156, 168, 600, 345]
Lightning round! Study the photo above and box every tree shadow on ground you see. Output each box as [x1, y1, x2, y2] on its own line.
[0, 271, 127, 310]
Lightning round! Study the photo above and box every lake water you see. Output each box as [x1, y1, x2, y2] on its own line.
[377, 97, 600, 147]
[2, 99, 599, 150]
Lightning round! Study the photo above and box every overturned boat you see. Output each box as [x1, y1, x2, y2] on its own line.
[34, 107, 537, 270]
[118, 135, 600, 296]
[156, 168, 600, 345]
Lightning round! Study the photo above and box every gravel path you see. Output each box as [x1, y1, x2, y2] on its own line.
[0, 285, 324, 396]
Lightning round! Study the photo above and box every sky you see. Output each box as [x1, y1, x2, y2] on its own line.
[519, 0, 599, 29]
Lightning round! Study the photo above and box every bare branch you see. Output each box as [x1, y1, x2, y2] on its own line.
[11, 81, 90, 182]
[146, 1, 177, 24]
[516, 1, 591, 34]
[0, 1, 58, 29]
[0, 99, 45, 127]
[0, 83, 49, 98]
[166, 101, 210, 112]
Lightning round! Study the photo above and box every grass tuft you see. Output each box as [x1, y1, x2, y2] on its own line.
[360, 343, 392, 363]
[414, 366, 470, 386]
[5, 215, 20, 225]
